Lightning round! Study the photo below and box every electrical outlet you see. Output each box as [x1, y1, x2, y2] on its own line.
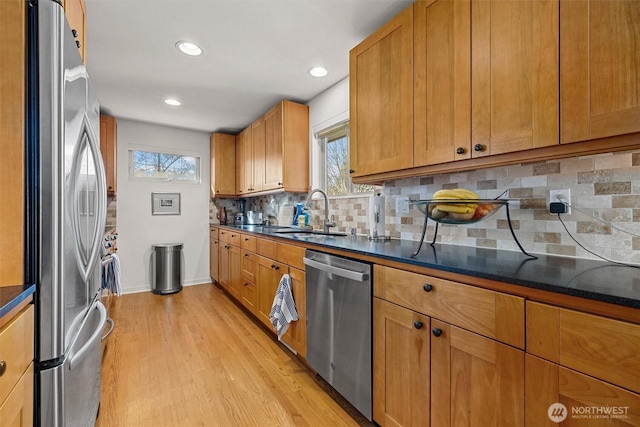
[549, 189, 571, 214]
[395, 196, 410, 214]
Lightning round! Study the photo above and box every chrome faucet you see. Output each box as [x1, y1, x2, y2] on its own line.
[304, 189, 336, 233]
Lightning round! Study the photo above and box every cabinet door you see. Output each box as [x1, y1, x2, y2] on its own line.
[62, 0, 85, 62]
[210, 132, 236, 197]
[349, 4, 414, 177]
[373, 298, 430, 427]
[431, 320, 524, 426]
[414, 0, 471, 166]
[263, 102, 284, 191]
[281, 267, 306, 357]
[471, 0, 558, 156]
[251, 118, 266, 192]
[525, 355, 640, 426]
[228, 245, 241, 300]
[209, 238, 219, 282]
[236, 126, 252, 194]
[99, 116, 117, 197]
[0, 364, 33, 427]
[561, 0, 640, 143]
[218, 243, 230, 291]
[239, 280, 257, 315]
[0, 0, 25, 288]
[256, 256, 287, 330]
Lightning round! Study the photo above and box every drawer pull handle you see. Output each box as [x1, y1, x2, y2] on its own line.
[413, 321, 423, 330]
[432, 328, 443, 337]
[0, 360, 6, 377]
[423, 284, 433, 292]
[271, 264, 280, 271]
[244, 238, 249, 241]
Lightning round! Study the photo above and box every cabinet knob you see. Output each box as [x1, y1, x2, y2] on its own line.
[278, 182, 283, 186]
[413, 321, 423, 330]
[72, 29, 78, 38]
[0, 360, 6, 377]
[76, 41, 81, 49]
[473, 143, 485, 152]
[271, 264, 280, 271]
[432, 328, 443, 337]
[224, 245, 229, 249]
[349, 169, 355, 174]
[244, 253, 249, 257]
[423, 284, 433, 292]
[456, 147, 465, 155]
[244, 238, 249, 241]
[216, 190, 220, 193]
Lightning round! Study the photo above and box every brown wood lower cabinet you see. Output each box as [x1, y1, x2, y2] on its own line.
[256, 255, 287, 329]
[228, 245, 241, 301]
[525, 355, 640, 426]
[373, 298, 431, 426]
[218, 243, 230, 291]
[373, 297, 524, 427]
[209, 227, 219, 282]
[430, 321, 524, 426]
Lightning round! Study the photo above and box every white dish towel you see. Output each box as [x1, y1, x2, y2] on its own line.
[269, 274, 298, 340]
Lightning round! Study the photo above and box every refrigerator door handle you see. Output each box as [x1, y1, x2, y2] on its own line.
[68, 300, 107, 371]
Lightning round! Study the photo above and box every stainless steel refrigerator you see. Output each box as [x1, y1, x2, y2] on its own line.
[26, 1, 109, 425]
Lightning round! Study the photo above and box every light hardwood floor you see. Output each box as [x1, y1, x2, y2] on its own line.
[96, 284, 371, 427]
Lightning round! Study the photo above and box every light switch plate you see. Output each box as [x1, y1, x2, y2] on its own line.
[395, 196, 410, 214]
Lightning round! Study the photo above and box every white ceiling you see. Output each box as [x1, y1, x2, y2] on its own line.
[85, 0, 414, 134]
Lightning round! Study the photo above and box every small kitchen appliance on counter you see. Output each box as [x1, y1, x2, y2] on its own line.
[246, 210, 263, 225]
[234, 199, 247, 225]
[368, 193, 388, 240]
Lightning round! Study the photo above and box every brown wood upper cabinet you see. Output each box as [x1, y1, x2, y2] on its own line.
[236, 126, 252, 194]
[62, 0, 86, 62]
[560, 0, 640, 143]
[236, 100, 308, 195]
[413, 0, 558, 166]
[349, 5, 414, 177]
[99, 115, 117, 197]
[210, 132, 236, 198]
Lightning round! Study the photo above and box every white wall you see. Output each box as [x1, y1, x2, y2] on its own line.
[307, 77, 349, 189]
[116, 119, 211, 294]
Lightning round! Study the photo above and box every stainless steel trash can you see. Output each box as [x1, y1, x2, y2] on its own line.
[152, 243, 183, 294]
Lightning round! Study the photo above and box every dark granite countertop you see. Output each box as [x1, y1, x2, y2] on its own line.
[0, 284, 36, 319]
[212, 223, 640, 309]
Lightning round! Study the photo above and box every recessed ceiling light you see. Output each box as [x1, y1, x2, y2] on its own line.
[309, 66, 328, 78]
[176, 41, 203, 56]
[164, 98, 181, 106]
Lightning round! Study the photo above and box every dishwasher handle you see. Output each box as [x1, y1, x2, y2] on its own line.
[303, 256, 369, 282]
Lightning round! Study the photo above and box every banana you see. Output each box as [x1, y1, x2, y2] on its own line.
[433, 188, 479, 200]
[436, 204, 476, 214]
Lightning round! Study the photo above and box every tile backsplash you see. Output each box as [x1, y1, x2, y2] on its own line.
[210, 149, 640, 265]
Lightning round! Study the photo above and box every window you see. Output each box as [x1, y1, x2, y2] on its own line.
[319, 121, 374, 196]
[128, 148, 200, 183]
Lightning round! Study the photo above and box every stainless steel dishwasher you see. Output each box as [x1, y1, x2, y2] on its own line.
[303, 249, 372, 421]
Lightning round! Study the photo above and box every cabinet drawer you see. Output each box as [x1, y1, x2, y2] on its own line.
[374, 265, 524, 348]
[276, 242, 305, 271]
[227, 231, 241, 246]
[241, 249, 257, 283]
[209, 226, 218, 240]
[256, 238, 278, 258]
[0, 305, 34, 405]
[527, 302, 640, 394]
[240, 234, 257, 252]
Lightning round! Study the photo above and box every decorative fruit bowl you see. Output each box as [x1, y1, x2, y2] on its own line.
[413, 199, 508, 225]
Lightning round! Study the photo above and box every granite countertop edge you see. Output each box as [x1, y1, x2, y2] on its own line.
[211, 223, 640, 310]
[0, 283, 36, 320]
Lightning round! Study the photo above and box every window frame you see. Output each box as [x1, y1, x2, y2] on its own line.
[127, 145, 201, 184]
[317, 120, 375, 198]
